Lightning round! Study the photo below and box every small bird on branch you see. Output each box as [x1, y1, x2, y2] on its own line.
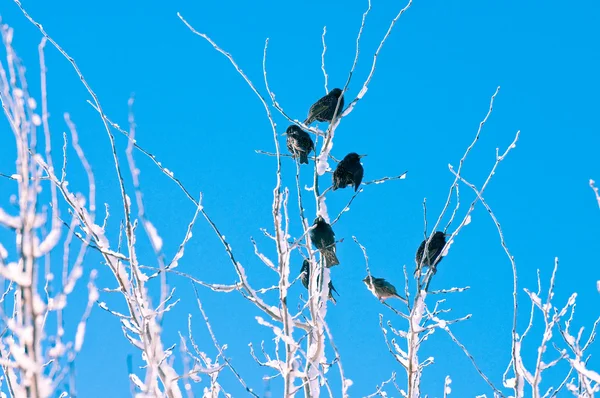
[333, 152, 365, 191]
[415, 231, 447, 275]
[363, 275, 406, 302]
[283, 125, 314, 164]
[304, 88, 345, 125]
[309, 216, 340, 267]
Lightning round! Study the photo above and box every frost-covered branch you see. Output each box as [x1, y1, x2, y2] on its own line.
[590, 179, 600, 209]
[2, 10, 190, 391]
[0, 22, 98, 397]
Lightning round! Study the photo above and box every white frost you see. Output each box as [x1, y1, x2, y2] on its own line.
[32, 114, 42, 126]
[88, 281, 99, 303]
[144, 220, 163, 251]
[0, 207, 21, 229]
[343, 378, 353, 390]
[317, 196, 330, 223]
[527, 291, 542, 308]
[33, 294, 46, 315]
[130, 373, 145, 390]
[74, 321, 87, 351]
[441, 238, 454, 257]
[571, 359, 600, 382]
[503, 377, 516, 388]
[64, 265, 83, 294]
[357, 86, 368, 100]
[1, 262, 30, 286]
[444, 375, 452, 395]
[0, 243, 7, 260]
[38, 228, 62, 255]
[317, 155, 330, 176]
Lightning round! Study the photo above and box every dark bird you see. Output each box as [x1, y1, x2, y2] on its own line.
[284, 125, 314, 164]
[300, 259, 339, 304]
[415, 231, 447, 275]
[309, 216, 340, 267]
[304, 88, 345, 125]
[363, 275, 405, 302]
[333, 152, 365, 191]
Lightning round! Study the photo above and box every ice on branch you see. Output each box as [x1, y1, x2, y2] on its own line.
[144, 220, 163, 251]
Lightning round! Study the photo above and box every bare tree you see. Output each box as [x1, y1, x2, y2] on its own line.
[0, 1, 599, 397]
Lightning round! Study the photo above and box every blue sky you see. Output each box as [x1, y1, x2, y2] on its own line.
[1, 0, 600, 396]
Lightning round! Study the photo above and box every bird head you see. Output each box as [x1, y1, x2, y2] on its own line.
[345, 152, 367, 162]
[313, 216, 324, 225]
[433, 231, 447, 241]
[283, 124, 302, 136]
[362, 275, 373, 284]
[329, 88, 343, 97]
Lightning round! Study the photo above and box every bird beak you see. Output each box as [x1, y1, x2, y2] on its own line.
[359, 154, 367, 159]
[280, 132, 287, 136]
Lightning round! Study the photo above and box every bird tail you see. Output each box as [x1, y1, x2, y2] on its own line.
[394, 293, 408, 303]
[299, 152, 309, 164]
[328, 293, 337, 305]
[323, 248, 339, 267]
[413, 265, 421, 277]
[328, 282, 339, 305]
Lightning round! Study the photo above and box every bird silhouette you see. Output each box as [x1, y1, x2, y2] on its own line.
[309, 216, 340, 267]
[304, 88, 345, 125]
[333, 152, 365, 191]
[284, 125, 314, 164]
[363, 275, 405, 302]
[300, 259, 339, 304]
[415, 231, 447, 275]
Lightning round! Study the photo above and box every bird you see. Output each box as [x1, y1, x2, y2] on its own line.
[284, 125, 314, 164]
[300, 259, 339, 304]
[362, 275, 405, 302]
[415, 231, 447, 275]
[308, 216, 340, 267]
[333, 152, 365, 191]
[304, 88, 345, 125]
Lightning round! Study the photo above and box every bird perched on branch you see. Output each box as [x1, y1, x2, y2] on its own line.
[363, 275, 405, 302]
[415, 231, 447, 275]
[333, 152, 365, 191]
[309, 216, 340, 267]
[300, 259, 339, 304]
[284, 125, 314, 164]
[304, 88, 345, 125]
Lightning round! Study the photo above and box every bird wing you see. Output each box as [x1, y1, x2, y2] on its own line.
[299, 133, 314, 152]
[353, 165, 364, 190]
[432, 245, 444, 265]
[384, 281, 398, 295]
[324, 224, 335, 245]
[308, 103, 329, 120]
[332, 166, 343, 189]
